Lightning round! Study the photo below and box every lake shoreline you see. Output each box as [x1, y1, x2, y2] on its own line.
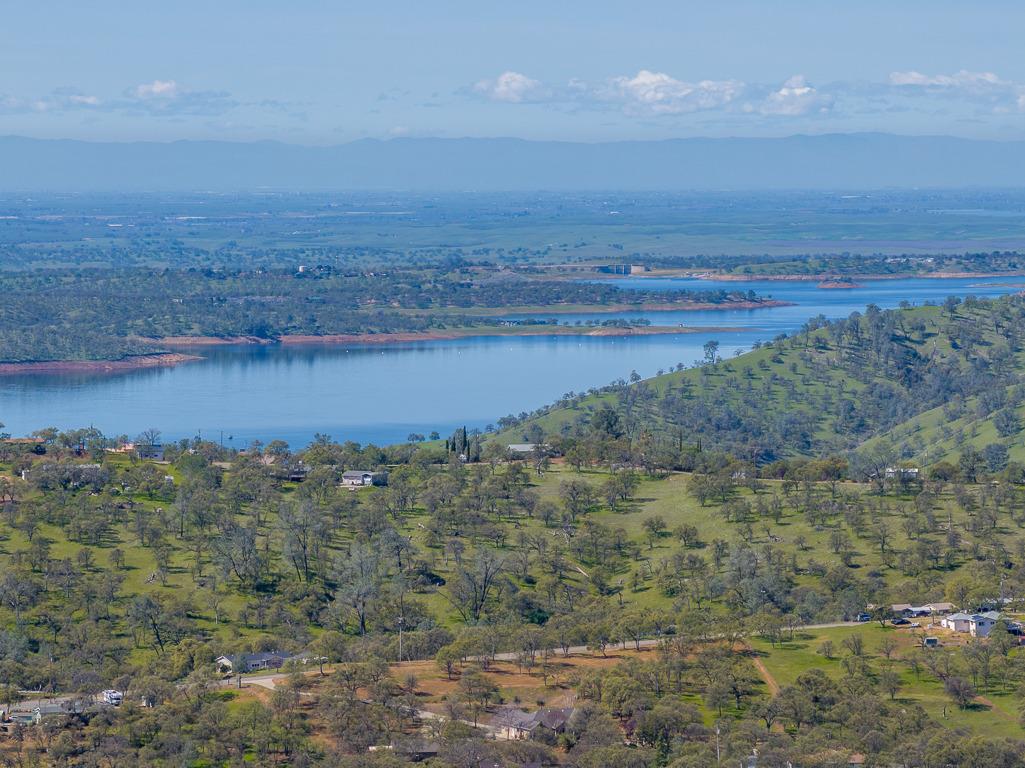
[3, 275, 1020, 445]
[279, 325, 722, 345]
[432, 298, 794, 315]
[0, 300, 792, 373]
[624, 270, 1025, 282]
[0, 353, 203, 376]
[156, 324, 721, 349]
[0, 325, 720, 374]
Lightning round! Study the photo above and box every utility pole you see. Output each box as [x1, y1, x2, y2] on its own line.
[397, 616, 405, 663]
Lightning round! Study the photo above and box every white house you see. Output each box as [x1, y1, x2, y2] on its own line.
[941, 611, 1001, 637]
[884, 466, 919, 481]
[941, 613, 973, 633]
[970, 612, 1002, 637]
[341, 470, 386, 488]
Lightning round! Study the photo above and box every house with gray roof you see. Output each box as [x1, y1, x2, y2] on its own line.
[941, 611, 1002, 637]
[215, 651, 289, 674]
[493, 706, 575, 740]
[341, 470, 387, 488]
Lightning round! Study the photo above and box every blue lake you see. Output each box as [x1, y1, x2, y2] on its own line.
[1, 276, 1021, 447]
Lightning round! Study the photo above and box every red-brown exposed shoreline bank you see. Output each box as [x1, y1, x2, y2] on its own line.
[277, 325, 716, 345]
[155, 324, 723, 348]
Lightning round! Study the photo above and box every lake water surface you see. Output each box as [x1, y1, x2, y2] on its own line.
[1, 276, 1021, 447]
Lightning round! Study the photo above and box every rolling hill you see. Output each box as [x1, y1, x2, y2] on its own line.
[502, 294, 1025, 473]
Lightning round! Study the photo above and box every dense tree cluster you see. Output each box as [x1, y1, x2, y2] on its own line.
[0, 266, 762, 363]
[4, 409, 1025, 765]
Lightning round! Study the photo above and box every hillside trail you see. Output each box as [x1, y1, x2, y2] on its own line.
[749, 654, 780, 696]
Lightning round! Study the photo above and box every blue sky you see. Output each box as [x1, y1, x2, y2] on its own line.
[2, 1, 1024, 143]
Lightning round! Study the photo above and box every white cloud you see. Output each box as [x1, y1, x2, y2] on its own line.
[473, 71, 544, 103]
[604, 70, 742, 115]
[0, 80, 248, 118]
[0, 80, 304, 123]
[469, 70, 828, 119]
[0, 88, 102, 114]
[121, 80, 236, 115]
[470, 69, 744, 115]
[887, 69, 1025, 113]
[757, 75, 831, 116]
[889, 70, 1002, 89]
[131, 79, 181, 99]
[466, 67, 1025, 121]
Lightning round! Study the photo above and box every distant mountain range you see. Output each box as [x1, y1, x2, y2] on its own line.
[2, 133, 1025, 191]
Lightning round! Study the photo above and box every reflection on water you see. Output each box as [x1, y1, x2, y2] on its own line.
[1, 277, 1020, 447]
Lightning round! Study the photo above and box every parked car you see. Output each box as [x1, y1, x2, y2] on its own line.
[856, 613, 872, 622]
[891, 618, 911, 626]
[101, 690, 123, 706]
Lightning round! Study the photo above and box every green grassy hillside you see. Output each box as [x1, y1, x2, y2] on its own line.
[864, 384, 1025, 469]
[502, 295, 1025, 473]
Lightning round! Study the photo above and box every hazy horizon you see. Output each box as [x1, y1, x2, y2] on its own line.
[4, 1, 1025, 145]
[6, 129, 1025, 148]
[3, 132, 1025, 191]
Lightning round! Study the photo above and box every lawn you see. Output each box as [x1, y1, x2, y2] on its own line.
[751, 623, 1025, 739]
